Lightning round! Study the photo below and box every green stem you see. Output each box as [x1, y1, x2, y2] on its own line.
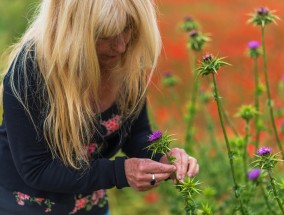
[169, 87, 183, 117]
[243, 120, 249, 183]
[267, 169, 284, 214]
[253, 57, 261, 149]
[204, 108, 224, 157]
[261, 26, 284, 158]
[221, 104, 239, 137]
[260, 183, 278, 215]
[212, 73, 246, 215]
[208, 78, 239, 137]
[185, 53, 198, 154]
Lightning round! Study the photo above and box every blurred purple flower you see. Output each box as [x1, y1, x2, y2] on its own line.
[184, 16, 193, 22]
[149, 131, 163, 142]
[202, 53, 213, 62]
[189, 30, 198, 38]
[248, 168, 261, 180]
[248, 41, 260, 49]
[257, 7, 269, 15]
[281, 74, 284, 82]
[164, 71, 172, 77]
[257, 146, 272, 155]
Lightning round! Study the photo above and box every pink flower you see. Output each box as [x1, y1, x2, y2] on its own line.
[17, 192, 30, 200]
[91, 190, 105, 205]
[96, 190, 105, 198]
[45, 208, 52, 213]
[101, 115, 121, 135]
[35, 197, 45, 202]
[85, 143, 97, 158]
[17, 200, 25, 206]
[70, 207, 78, 214]
[75, 198, 87, 209]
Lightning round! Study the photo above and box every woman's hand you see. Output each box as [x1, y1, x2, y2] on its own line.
[159, 148, 199, 182]
[124, 158, 176, 191]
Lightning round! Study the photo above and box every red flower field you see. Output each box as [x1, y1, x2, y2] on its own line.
[150, 0, 284, 141]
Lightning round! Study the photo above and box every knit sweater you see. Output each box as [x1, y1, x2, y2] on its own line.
[0, 48, 162, 214]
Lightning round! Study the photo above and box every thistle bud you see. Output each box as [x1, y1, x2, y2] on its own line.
[248, 7, 279, 26]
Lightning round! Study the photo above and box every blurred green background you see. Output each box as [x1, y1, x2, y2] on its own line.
[0, 0, 39, 53]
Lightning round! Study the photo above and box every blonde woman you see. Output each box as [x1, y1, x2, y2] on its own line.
[0, 0, 199, 214]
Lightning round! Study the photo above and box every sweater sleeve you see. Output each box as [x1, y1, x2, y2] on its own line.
[2, 52, 129, 194]
[121, 103, 164, 162]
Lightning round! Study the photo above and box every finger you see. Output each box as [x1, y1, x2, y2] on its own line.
[192, 164, 199, 177]
[144, 160, 176, 174]
[170, 148, 186, 181]
[179, 153, 190, 181]
[138, 174, 161, 191]
[187, 156, 198, 177]
[153, 172, 173, 182]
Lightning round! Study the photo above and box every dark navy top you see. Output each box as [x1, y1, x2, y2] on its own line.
[0, 48, 162, 214]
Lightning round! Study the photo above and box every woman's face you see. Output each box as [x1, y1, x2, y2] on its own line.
[96, 27, 132, 71]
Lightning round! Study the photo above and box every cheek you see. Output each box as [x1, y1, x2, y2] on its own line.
[96, 41, 110, 54]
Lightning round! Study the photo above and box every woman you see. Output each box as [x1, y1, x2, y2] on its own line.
[0, 0, 199, 214]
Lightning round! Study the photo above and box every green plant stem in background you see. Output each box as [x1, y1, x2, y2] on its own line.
[185, 53, 198, 154]
[267, 169, 284, 214]
[260, 183, 278, 215]
[261, 26, 284, 158]
[212, 74, 246, 215]
[243, 121, 250, 183]
[221, 105, 239, 137]
[204, 109, 224, 157]
[168, 87, 183, 117]
[253, 57, 261, 149]
[208, 80, 239, 137]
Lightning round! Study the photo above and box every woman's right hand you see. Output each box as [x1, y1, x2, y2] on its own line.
[124, 158, 176, 191]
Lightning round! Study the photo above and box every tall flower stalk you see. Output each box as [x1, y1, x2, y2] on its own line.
[252, 147, 284, 213]
[237, 105, 258, 182]
[247, 168, 278, 214]
[248, 7, 284, 159]
[162, 72, 182, 116]
[184, 29, 210, 154]
[247, 40, 262, 149]
[196, 53, 247, 214]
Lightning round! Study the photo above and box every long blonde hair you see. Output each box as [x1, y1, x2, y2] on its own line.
[1, 0, 162, 169]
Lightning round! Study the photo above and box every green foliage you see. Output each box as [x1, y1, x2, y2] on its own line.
[0, 0, 39, 53]
[236, 105, 258, 122]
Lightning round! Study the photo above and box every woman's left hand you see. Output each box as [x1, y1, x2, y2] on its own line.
[159, 148, 199, 182]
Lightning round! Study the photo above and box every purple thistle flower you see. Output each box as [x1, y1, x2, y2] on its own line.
[248, 168, 261, 180]
[184, 16, 193, 22]
[202, 53, 213, 62]
[189, 30, 198, 38]
[149, 131, 163, 142]
[257, 146, 272, 155]
[257, 7, 269, 15]
[164, 71, 172, 78]
[248, 41, 260, 49]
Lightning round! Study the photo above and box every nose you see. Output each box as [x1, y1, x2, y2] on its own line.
[111, 33, 128, 54]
